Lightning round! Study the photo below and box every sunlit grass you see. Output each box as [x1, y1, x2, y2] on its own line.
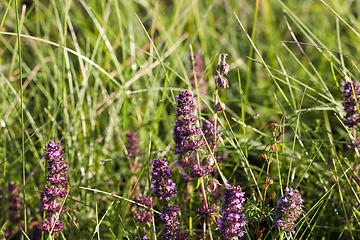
[1, 0, 360, 239]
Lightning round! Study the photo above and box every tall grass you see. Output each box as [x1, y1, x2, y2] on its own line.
[1, 0, 359, 239]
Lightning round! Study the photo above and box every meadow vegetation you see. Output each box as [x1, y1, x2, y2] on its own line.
[1, 0, 360, 239]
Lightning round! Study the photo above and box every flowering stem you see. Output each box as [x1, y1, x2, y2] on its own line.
[196, 151, 208, 209]
[256, 149, 274, 239]
[195, 151, 213, 240]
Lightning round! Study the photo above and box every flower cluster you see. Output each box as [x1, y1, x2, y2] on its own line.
[8, 183, 24, 225]
[41, 140, 68, 235]
[202, 118, 221, 139]
[133, 196, 152, 224]
[343, 81, 360, 127]
[126, 131, 141, 156]
[196, 204, 217, 218]
[151, 158, 177, 201]
[273, 187, 303, 234]
[160, 205, 189, 240]
[218, 185, 247, 239]
[151, 158, 188, 239]
[173, 91, 205, 156]
[0, 183, 24, 238]
[189, 164, 212, 178]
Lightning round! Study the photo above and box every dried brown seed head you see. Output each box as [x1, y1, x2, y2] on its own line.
[215, 70, 229, 89]
[220, 62, 230, 75]
[202, 155, 215, 168]
[207, 178, 221, 193]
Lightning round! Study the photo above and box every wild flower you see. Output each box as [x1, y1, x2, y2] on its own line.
[273, 187, 304, 234]
[196, 204, 217, 219]
[218, 184, 247, 239]
[8, 183, 24, 225]
[151, 158, 177, 201]
[133, 196, 152, 224]
[202, 118, 221, 139]
[174, 90, 198, 118]
[343, 81, 360, 127]
[126, 131, 141, 156]
[189, 164, 212, 178]
[151, 158, 188, 239]
[41, 140, 68, 235]
[173, 91, 205, 156]
[160, 205, 189, 240]
[0, 183, 24, 238]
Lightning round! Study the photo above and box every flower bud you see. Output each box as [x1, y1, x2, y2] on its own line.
[215, 70, 229, 89]
[220, 61, 229, 75]
[215, 101, 226, 113]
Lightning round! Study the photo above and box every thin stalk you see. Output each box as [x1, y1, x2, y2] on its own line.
[15, 0, 27, 234]
[195, 151, 213, 240]
[244, 0, 260, 96]
[256, 130, 279, 239]
[256, 157, 272, 239]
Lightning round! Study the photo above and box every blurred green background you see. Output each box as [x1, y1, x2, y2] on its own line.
[1, 0, 360, 239]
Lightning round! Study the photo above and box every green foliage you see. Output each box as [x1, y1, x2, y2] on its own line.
[1, 0, 360, 239]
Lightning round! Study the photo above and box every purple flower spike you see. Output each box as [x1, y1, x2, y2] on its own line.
[41, 140, 68, 235]
[343, 81, 360, 127]
[173, 91, 205, 155]
[196, 204, 217, 218]
[133, 196, 152, 224]
[202, 118, 221, 139]
[218, 185, 247, 239]
[174, 91, 198, 117]
[161, 205, 189, 240]
[273, 187, 304, 234]
[151, 158, 177, 201]
[190, 164, 212, 178]
[126, 131, 142, 156]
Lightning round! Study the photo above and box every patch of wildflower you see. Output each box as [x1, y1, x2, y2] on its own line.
[218, 185, 247, 240]
[343, 81, 360, 127]
[173, 91, 205, 156]
[0, 183, 24, 238]
[273, 187, 304, 234]
[41, 140, 68, 235]
[196, 204, 217, 218]
[202, 118, 221, 139]
[151, 158, 177, 201]
[126, 131, 141, 156]
[189, 164, 212, 178]
[160, 205, 189, 240]
[8, 183, 24, 225]
[133, 196, 152, 224]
